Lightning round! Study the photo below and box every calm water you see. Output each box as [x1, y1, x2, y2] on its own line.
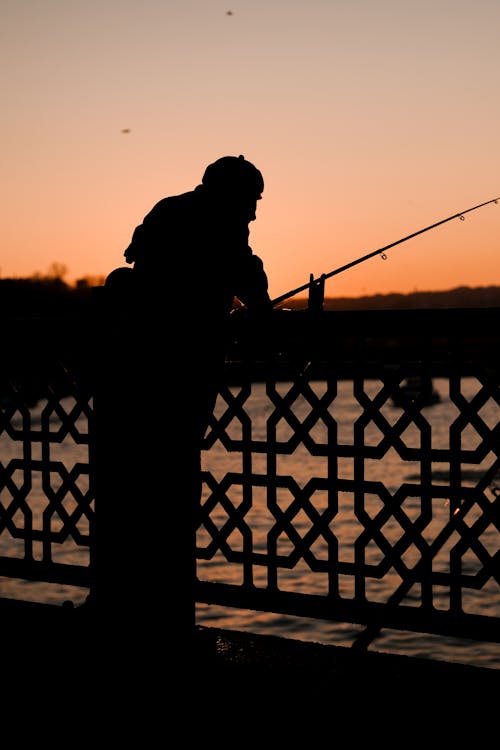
[0, 377, 499, 670]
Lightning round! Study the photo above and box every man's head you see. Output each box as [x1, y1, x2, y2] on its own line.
[202, 155, 264, 221]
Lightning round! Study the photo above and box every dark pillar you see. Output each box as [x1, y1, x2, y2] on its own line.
[90, 286, 197, 665]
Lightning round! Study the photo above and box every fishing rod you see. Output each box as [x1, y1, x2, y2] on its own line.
[271, 196, 499, 308]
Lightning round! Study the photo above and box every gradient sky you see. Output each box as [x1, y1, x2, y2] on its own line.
[2, 0, 500, 301]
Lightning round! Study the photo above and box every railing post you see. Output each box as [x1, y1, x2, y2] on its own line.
[307, 273, 325, 313]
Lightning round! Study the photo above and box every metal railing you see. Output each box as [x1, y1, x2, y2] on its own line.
[0, 300, 499, 652]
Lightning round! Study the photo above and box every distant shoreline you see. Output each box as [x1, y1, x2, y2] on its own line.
[278, 285, 500, 311]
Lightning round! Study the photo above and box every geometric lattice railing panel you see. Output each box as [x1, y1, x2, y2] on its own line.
[0, 363, 93, 605]
[198, 364, 500, 647]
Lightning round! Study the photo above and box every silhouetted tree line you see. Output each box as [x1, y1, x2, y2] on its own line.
[0, 275, 499, 317]
[0, 275, 103, 317]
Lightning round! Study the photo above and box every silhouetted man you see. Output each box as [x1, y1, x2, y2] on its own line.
[94, 155, 271, 657]
[118, 153, 271, 435]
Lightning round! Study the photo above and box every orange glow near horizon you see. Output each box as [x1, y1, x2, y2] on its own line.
[3, 2, 500, 301]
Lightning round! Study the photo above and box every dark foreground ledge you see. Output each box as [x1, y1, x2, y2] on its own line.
[2, 597, 499, 695]
[194, 625, 500, 694]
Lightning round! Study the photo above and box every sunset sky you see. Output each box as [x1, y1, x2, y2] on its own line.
[2, 0, 500, 302]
